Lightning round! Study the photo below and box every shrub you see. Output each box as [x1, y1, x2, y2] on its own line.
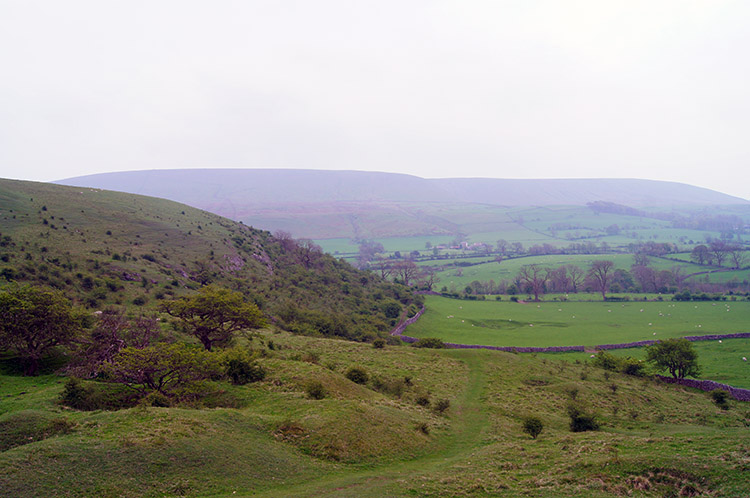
[416, 422, 430, 435]
[371, 376, 406, 397]
[568, 404, 599, 432]
[60, 378, 98, 411]
[306, 381, 326, 400]
[412, 337, 446, 349]
[226, 358, 266, 385]
[372, 338, 386, 349]
[434, 398, 450, 415]
[522, 416, 544, 439]
[345, 367, 369, 385]
[710, 389, 730, 410]
[415, 394, 430, 407]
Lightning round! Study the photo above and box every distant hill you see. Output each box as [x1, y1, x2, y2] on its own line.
[56, 169, 749, 239]
[0, 178, 413, 341]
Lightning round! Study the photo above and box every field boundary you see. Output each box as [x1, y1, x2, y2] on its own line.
[656, 375, 750, 402]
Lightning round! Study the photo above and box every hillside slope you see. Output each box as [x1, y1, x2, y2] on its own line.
[1, 330, 748, 497]
[0, 178, 413, 341]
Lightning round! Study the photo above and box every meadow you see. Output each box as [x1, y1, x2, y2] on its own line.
[407, 296, 750, 348]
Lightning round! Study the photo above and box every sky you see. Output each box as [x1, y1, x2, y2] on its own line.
[1, 0, 749, 200]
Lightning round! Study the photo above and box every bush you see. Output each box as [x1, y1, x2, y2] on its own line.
[226, 358, 266, 385]
[412, 337, 446, 349]
[372, 338, 386, 349]
[306, 381, 326, 400]
[568, 404, 599, 432]
[434, 398, 450, 415]
[415, 394, 430, 407]
[710, 389, 730, 410]
[60, 378, 98, 411]
[371, 376, 406, 397]
[522, 416, 544, 439]
[345, 367, 369, 385]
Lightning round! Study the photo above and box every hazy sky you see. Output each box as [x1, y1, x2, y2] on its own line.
[1, 1, 749, 199]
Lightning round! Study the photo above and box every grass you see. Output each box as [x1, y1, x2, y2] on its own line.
[1, 330, 748, 497]
[407, 295, 750, 348]
[536, 338, 750, 389]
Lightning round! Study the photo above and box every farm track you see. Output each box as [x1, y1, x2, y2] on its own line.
[243, 350, 491, 498]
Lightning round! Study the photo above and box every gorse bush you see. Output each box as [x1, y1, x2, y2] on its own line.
[372, 338, 386, 349]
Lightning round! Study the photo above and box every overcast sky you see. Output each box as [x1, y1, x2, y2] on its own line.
[1, 1, 749, 199]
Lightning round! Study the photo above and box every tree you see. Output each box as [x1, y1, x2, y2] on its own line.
[160, 285, 266, 351]
[588, 260, 615, 300]
[646, 338, 701, 379]
[709, 240, 728, 266]
[690, 244, 710, 265]
[728, 246, 747, 269]
[105, 343, 221, 397]
[517, 265, 549, 301]
[567, 265, 585, 293]
[393, 260, 420, 286]
[0, 286, 85, 375]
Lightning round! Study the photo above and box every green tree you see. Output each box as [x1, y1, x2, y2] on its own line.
[646, 338, 701, 379]
[0, 286, 85, 375]
[160, 285, 266, 350]
[104, 343, 221, 397]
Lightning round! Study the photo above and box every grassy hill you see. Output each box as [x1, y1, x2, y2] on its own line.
[0, 178, 414, 341]
[1, 329, 748, 497]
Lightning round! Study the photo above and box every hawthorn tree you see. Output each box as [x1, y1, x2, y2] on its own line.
[160, 285, 266, 351]
[105, 342, 221, 397]
[0, 286, 85, 375]
[646, 338, 701, 379]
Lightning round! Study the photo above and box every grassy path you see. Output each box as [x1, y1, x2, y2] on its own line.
[241, 350, 490, 498]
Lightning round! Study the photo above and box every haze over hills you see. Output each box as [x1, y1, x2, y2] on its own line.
[56, 169, 749, 240]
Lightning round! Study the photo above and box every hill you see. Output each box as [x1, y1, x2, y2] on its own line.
[0, 178, 414, 341]
[56, 169, 749, 240]
[1, 329, 748, 497]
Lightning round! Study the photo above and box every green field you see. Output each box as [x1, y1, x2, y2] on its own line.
[535, 338, 750, 389]
[409, 296, 750, 348]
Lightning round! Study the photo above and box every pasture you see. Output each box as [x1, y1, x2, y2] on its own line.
[535, 338, 750, 389]
[407, 295, 750, 348]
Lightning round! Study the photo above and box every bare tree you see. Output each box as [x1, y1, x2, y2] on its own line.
[710, 240, 729, 266]
[728, 246, 747, 269]
[567, 265, 585, 293]
[393, 260, 420, 286]
[517, 265, 549, 301]
[588, 260, 615, 300]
